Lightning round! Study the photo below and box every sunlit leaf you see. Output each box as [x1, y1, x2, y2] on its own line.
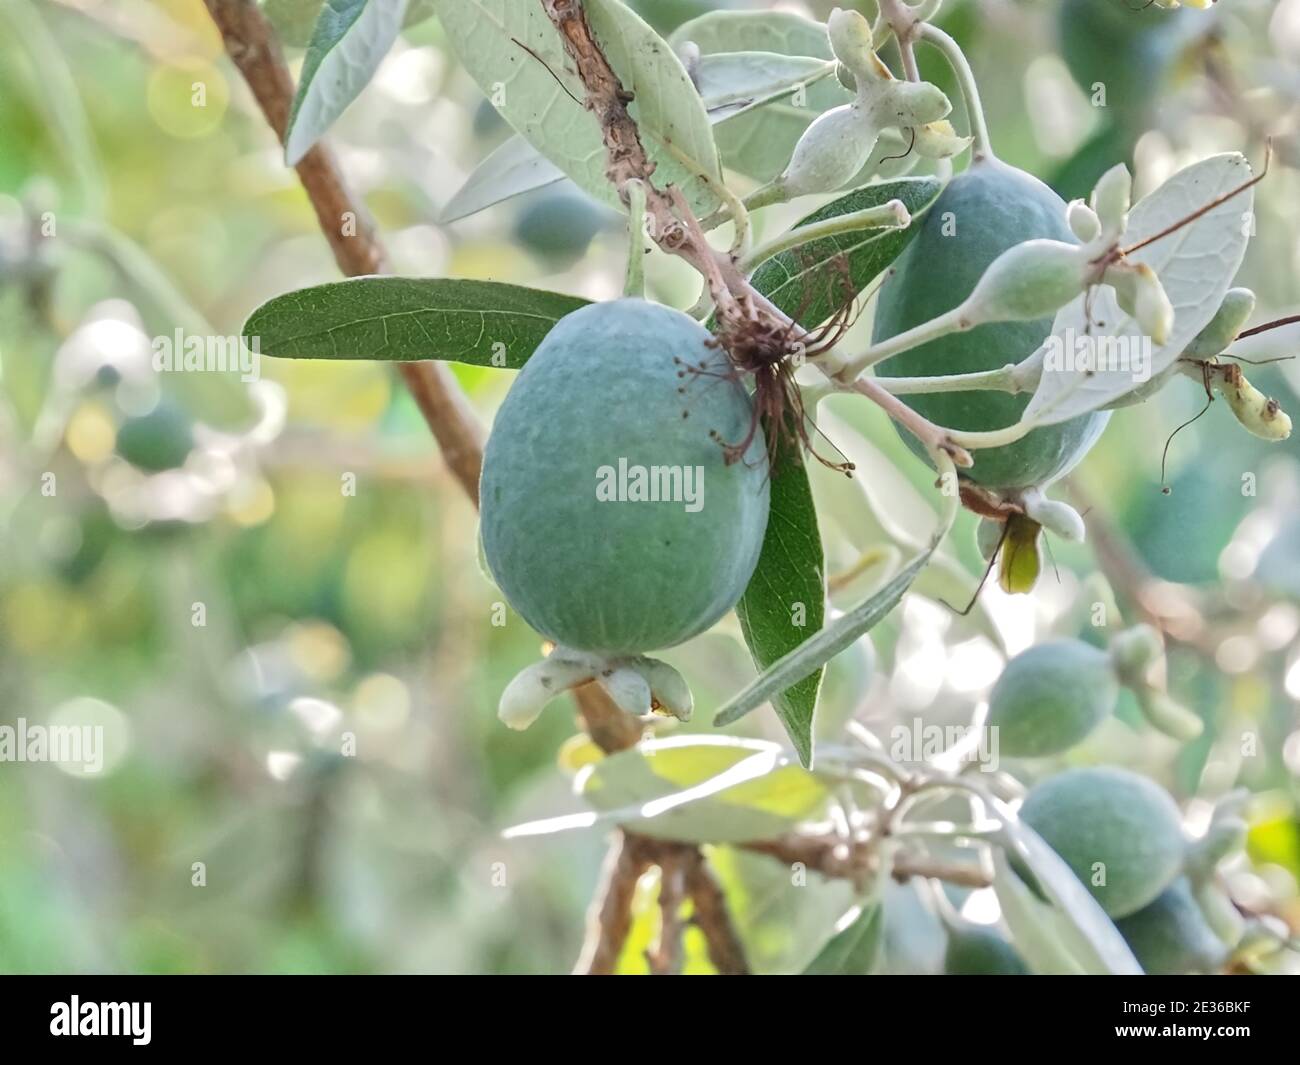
[577, 736, 829, 843]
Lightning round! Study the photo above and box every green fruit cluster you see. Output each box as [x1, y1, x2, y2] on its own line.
[872, 160, 1109, 491]
[1019, 766, 1185, 918]
[987, 639, 1119, 757]
[480, 299, 770, 654]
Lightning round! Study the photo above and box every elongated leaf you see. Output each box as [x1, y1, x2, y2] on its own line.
[284, 0, 408, 165]
[670, 9, 850, 182]
[434, 0, 722, 217]
[694, 52, 833, 121]
[1023, 153, 1254, 425]
[266, 0, 435, 48]
[748, 177, 944, 329]
[802, 902, 883, 974]
[441, 134, 566, 223]
[243, 277, 588, 366]
[442, 54, 826, 222]
[715, 544, 938, 731]
[992, 852, 1089, 975]
[993, 799, 1143, 975]
[669, 9, 833, 63]
[578, 736, 828, 843]
[735, 439, 824, 768]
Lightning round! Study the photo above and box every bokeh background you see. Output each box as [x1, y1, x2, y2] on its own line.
[2, 0, 1299, 974]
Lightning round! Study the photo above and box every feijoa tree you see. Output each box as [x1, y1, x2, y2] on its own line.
[238, 0, 1297, 974]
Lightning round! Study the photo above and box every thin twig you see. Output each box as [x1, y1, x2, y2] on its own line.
[202, 0, 484, 503]
[573, 833, 650, 975]
[683, 851, 751, 975]
[647, 847, 689, 975]
[741, 834, 992, 890]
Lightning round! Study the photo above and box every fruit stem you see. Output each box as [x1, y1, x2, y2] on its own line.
[740, 199, 910, 274]
[918, 24, 993, 161]
[623, 179, 648, 299]
[870, 362, 1027, 396]
[944, 418, 1037, 453]
[832, 303, 968, 380]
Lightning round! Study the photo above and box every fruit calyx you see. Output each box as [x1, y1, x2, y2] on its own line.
[499, 646, 694, 732]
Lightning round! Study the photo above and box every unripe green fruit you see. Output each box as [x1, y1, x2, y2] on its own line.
[873, 160, 1109, 490]
[1019, 767, 1186, 918]
[513, 190, 611, 262]
[115, 401, 195, 472]
[1115, 878, 1228, 975]
[480, 299, 770, 654]
[987, 639, 1118, 758]
[943, 924, 1030, 975]
[1057, 0, 1192, 131]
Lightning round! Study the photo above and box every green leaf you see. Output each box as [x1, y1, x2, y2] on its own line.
[993, 800, 1143, 975]
[265, 0, 436, 48]
[1024, 153, 1255, 425]
[694, 52, 834, 121]
[441, 54, 826, 222]
[577, 736, 829, 843]
[670, 9, 850, 182]
[440, 134, 567, 223]
[802, 902, 883, 974]
[735, 438, 824, 769]
[748, 177, 944, 329]
[992, 852, 1090, 975]
[716, 541, 940, 732]
[284, 0, 408, 165]
[243, 277, 589, 367]
[669, 9, 833, 63]
[434, 0, 723, 217]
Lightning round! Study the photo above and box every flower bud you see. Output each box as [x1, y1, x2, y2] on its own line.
[1090, 163, 1132, 238]
[1067, 199, 1102, 243]
[962, 239, 1086, 326]
[1021, 491, 1086, 543]
[873, 80, 951, 128]
[827, 8, 885, 83]
[780, 104, 879, 196]
[1106, 261, 1174, 345]
[1185, 287, 1256, 358]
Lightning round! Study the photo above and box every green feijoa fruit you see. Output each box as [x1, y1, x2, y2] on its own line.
[513, 189, 612, 263]
[872, 159, 1109, 491]
[480, 298, 770, 654]
[943, 924, 1031, 975]
[115, 400, 195, 472]
[987, 639, 1119, 758]
[1057, 0, 1195, 130]
[1115, 878, 1228, 975]
[1019, 766, 1186, 918]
